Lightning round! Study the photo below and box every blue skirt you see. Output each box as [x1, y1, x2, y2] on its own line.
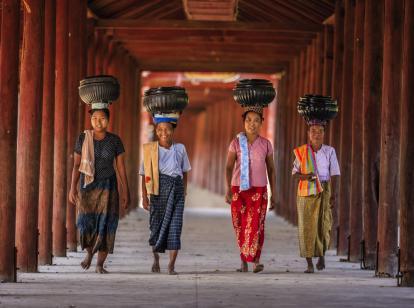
[149, 174, 185, 253]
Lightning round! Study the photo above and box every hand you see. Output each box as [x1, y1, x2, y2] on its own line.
[225, 189, 233, 204]
[302, 172, 315, 181]
[269, 196, 276, 210]
[142, 196, 150, 211]
[121, 192, 130, 210]
[69, 187, 79, 206]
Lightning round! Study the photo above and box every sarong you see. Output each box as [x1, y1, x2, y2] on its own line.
[77, 174, 119, 254]
[231, 186, 268, 262]
[149, 174, 185, 253]
[296, 182, 332, 258]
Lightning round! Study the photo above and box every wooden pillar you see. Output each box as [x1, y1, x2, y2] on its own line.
[38, 0, 56, 266]
[78, 0, 88, 133]
[349, 0, 365, 262]
[362, 0, 383, 270]
[337, 0, 355, 256]
[377, 0, 404, 277]
[400, 0, 414, 287]
[53, 0, 69, 257]
[322, 25, 334, 96]
[329, 0, 345, 249]
[84, 19, 96, 129]
[0, 0, 20, 282]
[66, 0, 82, 252]
[15, 0, 45, 272]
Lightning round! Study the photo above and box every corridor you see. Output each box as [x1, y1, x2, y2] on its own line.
[1, 187, 412, 308]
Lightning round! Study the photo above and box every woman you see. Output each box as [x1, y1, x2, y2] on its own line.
[140, 118, 191, 275]
[69, 108, 130, 274]
[225, 108, 276, 273]
[292, 121, 340, 273]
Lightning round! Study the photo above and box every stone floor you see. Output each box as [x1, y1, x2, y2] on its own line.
[1, 187, 413, 308]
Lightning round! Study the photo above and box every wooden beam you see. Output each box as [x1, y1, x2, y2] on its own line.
[96, 19, 324, 33]
[139, 60, 286, 73]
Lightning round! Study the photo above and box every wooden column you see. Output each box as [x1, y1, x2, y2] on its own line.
[349, 0, 365, 262]
[361, 0, 383, 270]
[84, 19, 96, 129]
[329, 0, 345, 249]
[77, 0, 88, 133]
[38, 0, 56, 266]
[400, 0, 414, 287]
[322, 25, 334, 97]
[0, 0, 20, 282]
[15, 0, 45, 272]
[53, 0, 69, 257]
[338, 0, 355, 256]
[377, 0, 404, 277]
[66, 0, 81, 252]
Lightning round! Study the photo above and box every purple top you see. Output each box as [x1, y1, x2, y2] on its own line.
[228, 135, 273, 187]
[292, 144, 340, 182]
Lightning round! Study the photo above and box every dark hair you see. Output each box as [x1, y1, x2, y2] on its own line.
[242, 111, 264, 122]
[156, 121, 176, 129]
[89, 108, 110, 119]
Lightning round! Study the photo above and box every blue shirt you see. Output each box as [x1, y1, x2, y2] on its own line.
[139, 143, 191, 178]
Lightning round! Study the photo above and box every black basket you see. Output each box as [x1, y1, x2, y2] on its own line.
[79, 75, 120, 105]
[233, 79, 276, 107]
[297, 94, 338, 122]
[143, 87, 188, 113]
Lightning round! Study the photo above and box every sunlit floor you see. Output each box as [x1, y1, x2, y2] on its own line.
[1, 186, 413, 308]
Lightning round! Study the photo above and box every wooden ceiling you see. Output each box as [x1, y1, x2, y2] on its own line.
[88, 0, 334, 73]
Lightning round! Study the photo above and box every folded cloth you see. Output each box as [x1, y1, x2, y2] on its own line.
[143, 141, 159, 195]
[237, 132, 250, 191]
[79, 130, 95, 187]
[293, 144, 324, 197]
[153, 112, 180, 125]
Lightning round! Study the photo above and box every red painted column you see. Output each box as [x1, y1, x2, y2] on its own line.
[400, 0, 414, 287]
[322, 25, 333, 96]
[78, 0, 88, 133]
[0, 0, 20, 282]
[329, 0, 344, 250]
[84, 19, 96, 130]
[66, 0, 82, 252]
[338, 0, 355, 256]
[362, 0, 383, 269]
[349, 0, 365, 262]
[53, 0, 69, 257]
[377, 0, 404, 277]
[15, 0, 45, 272]
[38, 0, 56, 266]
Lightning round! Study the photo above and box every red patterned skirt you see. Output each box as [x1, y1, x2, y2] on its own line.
[231, 186, 268, 263]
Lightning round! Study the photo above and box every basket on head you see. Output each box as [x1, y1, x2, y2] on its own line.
[143, 86, 189, 114]
[79, 75, 120, 109]
[233, 79, 276, 107]
[297, 94, 338, 125]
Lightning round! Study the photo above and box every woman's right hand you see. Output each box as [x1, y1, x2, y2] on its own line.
[225, 189, 233, 204]
[142, 196, 150, 211]
[69, 187, 78, 206]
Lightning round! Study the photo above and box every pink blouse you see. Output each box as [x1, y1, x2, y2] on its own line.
[228, 135, 273, 187]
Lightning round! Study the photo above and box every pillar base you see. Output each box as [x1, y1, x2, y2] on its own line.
[400, 271, 414, 287]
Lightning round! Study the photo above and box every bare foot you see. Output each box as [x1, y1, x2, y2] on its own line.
[253, 263, 264, 273]
[304, 265, 314, 273]
[95, 265, 108, 274]
[80, 253, 93, 270]
[168, 264, 178, 275]
[316, 257, 325, 271]
[236, 261, 248, 272]
[152, 262, 160, 273]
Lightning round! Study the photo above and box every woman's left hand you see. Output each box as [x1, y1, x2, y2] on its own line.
[121, 192, 130, 209]
[269, 196, 276, 211]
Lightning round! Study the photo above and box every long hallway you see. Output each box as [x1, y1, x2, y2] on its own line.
[1, 187, 412, 308]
